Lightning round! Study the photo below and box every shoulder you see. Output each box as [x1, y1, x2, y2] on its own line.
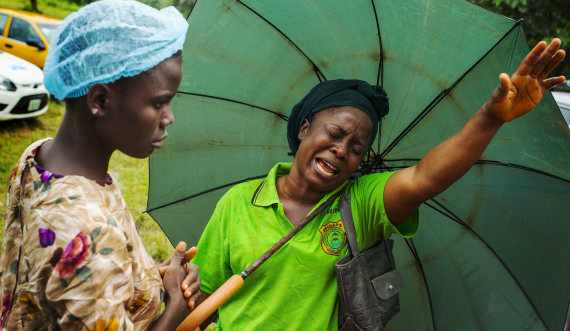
[356, 171, 396, 182]
[220, 162, 286, 204]
[351, 171, 397, 194]
[220, 178, 265, 204]
[27, 169, 124, 216]
[20, 179, 138, 254]
[206, 178, 266, 232]
[23, 138, 51, 159]
[8, 139, 50, 187]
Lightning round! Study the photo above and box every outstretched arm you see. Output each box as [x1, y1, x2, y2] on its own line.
[384, 38, 566, 226]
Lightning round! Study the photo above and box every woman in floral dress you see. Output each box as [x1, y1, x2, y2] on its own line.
[0, 1, 200, 330]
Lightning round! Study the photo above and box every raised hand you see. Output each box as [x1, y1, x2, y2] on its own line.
[487, 38, 566, 122]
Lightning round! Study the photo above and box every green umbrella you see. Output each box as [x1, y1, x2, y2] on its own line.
[146, 0, 570, 329]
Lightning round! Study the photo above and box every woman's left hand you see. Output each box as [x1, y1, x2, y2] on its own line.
[159, 247, 202, 309]
[181, 263, 201, 309]
[486, 38, 566, 122]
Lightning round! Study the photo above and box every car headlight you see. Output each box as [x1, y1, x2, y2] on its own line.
[0, 74, 17, 92]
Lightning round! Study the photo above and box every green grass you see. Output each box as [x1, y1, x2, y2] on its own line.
[0, 101, 174, 262]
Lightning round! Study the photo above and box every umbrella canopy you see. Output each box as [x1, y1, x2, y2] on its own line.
[147, 0, 570, 329]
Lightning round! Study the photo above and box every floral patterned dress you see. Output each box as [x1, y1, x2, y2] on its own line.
[0, 139, 164, 331]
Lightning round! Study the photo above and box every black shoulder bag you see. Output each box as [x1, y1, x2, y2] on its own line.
[335, 187, 404, 331]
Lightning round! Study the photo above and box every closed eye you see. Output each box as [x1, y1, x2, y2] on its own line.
[352, 148, 365, 156]
[326, 129, 341, 139]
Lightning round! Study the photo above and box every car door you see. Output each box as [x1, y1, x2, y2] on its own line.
[3, 16, 45, 68]
[0, 12, 9, 53]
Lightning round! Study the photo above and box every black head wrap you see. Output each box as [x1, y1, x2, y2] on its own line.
[287, 79, 389, 154]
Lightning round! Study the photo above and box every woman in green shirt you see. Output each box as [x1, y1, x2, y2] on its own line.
[192, 39, 565, 330]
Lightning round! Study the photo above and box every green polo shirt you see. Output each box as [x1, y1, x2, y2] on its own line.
[192, 163, 419, 330]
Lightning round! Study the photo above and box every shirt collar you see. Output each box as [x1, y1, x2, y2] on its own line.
[252, 162, 349, 207]
[252, 163, 290, 207]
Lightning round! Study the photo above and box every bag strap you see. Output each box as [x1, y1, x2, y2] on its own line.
[339, 184, 360, 257]
[339, 183, 396, 269]
[384, 238, 396, 269]
[242, 188, 344, 278]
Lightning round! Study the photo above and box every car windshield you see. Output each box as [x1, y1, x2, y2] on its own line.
[36, 23, 59, 43]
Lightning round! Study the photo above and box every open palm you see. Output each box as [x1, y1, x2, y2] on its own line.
[488, 38, 566, 122]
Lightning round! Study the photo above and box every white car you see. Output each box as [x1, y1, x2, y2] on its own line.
[552, 91, 570, 129]
[0, 51, 49, 120]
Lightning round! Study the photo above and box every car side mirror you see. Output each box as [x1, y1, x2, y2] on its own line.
[26, 39, 46, 51]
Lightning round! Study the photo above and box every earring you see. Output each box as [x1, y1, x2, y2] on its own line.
[91, 108, 99, 115]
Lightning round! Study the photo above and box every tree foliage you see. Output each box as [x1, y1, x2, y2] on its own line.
[470, 0, 570, 77]
[29, 0, 39, 12]
[32, 0, 195, 19]
[132, 0, 195, 18]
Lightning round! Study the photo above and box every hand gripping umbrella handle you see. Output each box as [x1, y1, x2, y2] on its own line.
[176, 274, 244, 331]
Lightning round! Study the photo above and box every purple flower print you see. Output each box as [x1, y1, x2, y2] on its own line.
[51, 231, 91, 278]
[40, 170, 52, 183]
[39, 228, 55, 248]
[34, 164, 64, 183]
[1, 294, 12, 328]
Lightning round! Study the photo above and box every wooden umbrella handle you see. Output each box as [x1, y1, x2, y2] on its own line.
[176, 274, 244, 331]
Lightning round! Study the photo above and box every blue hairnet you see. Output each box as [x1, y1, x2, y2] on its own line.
[44, 0, 189, 100]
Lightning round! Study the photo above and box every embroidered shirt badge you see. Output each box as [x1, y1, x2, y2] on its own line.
[318, 220, 347, 256]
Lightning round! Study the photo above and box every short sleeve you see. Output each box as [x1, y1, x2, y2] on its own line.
[351, 171, 420, 250]
[45, 223, 135, 331]
[191, 193, 234, 295]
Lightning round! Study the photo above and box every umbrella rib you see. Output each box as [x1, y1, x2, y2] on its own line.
[404, 238, 437, 330]
[423, 199, 469, 228]
[235, 0, 327, 82]
[423, 199, 550, 329]
[186, 0, 198, 20]
[380, 91, 448, 159]
[176, 91, 288, 121]
[381, 158, 570, 184]
[370, 0, 383, 86]
[475, 159, 570, 183]
[380, 19, 523, 159]
[144, 174, 268, 213]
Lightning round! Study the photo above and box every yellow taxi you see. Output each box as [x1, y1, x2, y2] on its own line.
[0, 9, 61, 68]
